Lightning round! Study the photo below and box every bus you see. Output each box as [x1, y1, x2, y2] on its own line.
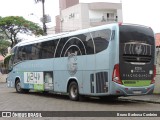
[7, 23, 156, 101]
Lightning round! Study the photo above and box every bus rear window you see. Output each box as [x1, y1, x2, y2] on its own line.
[119, 25, 154, 45]
[119, 25, 155, 63]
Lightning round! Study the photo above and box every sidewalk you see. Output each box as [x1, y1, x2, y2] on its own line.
[119, 94, 160, 104]
[0, 73, 7, 83]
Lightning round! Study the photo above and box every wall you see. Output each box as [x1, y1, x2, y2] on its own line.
[61, 4, 83, 32]
[80, 3, 90, 29]
[156, 33, 160, 46]
[117, 9, 123, 22]
[59, 0, 79, 10]
[59, 2, 123, 32]
[55, 15, 61, 33]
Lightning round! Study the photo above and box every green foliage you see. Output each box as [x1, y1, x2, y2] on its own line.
[4, 54, 12, 65]
[0, 39, 10, 57]
[0, 16, 43, 48]
[0, 25, 11, 57]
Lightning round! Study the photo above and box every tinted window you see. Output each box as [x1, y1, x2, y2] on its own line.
[54, 37, 68, 57]
[40, 40, 55, 59]
[120, 25, 154, 45]
[14, 29, 111, 62]
[17, 46, 25, 62]
[60, 36, 85, 57]
[14, 40, 56, 63]
[74, 33, 94, 55]
[55, 33, 95, 57]
[32, 43, 41, 60]
[10, 47, 17, 65]
[91, 29, 111, 53]
[119, 25, 155, 65]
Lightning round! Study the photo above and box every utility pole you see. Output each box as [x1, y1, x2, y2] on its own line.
[42, 0, 47, 35]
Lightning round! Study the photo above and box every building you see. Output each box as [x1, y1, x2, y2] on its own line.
[59, 0, 79, 11]
[156, 33, 160, 47]
[156, 33, 160, 75]
[56, 1, 123, 33]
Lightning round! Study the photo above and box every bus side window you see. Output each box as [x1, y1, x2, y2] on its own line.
[41, 40, 55, 59]
[91, 29, 111, 53]
[54, 38, 67, 58]
[17, 47, 23, 62]
[9, 47, 17, 69]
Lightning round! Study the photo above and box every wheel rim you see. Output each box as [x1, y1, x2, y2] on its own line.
[16, 82, 21, 92]
[70, 85, 77, 98]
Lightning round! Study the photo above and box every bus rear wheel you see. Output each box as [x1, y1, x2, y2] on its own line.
[68, 81, 79, 101]
[15, 80, 29, 93]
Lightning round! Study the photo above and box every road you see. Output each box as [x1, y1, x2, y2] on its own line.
[0, 83, 160, 120]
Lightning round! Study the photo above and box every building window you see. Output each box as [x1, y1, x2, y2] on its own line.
[105, 13, 115, 21]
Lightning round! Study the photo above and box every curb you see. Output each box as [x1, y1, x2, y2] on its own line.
[119, 98, 160, 104]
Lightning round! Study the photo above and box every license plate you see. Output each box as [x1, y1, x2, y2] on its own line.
[133, 91, 142, 94]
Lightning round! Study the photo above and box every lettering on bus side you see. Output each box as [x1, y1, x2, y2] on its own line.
[24, 72, 54, 90]
[24, 72, 43, 84]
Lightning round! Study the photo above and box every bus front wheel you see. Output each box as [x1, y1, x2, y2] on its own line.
[15, 80, 29, 93]
[68, 81, 79, 101]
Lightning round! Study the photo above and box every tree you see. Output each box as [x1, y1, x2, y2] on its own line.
[35, 0, 47, 35]
[0, 39, 10, 57]
[0, 29, 10, 57]
[0, 16, 43, 48]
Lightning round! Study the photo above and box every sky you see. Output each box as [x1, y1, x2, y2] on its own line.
[0, 0, 160, 33]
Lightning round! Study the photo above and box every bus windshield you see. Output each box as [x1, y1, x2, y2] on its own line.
[8, 47, 17, 71]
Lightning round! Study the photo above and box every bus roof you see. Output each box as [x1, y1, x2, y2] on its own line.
[15, 23, 152, 47]
[15, 23, 118, 47]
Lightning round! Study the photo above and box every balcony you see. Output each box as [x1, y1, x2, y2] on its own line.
[90, 18, 118, 26]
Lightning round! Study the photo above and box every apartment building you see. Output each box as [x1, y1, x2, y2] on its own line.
[56, 0, 123, 33]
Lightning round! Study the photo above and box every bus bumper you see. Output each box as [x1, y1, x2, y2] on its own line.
[111, 82, 154, 96]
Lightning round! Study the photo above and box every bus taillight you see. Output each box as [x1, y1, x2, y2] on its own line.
[112, 64, 122, 84]
[151, 65, 156, 84]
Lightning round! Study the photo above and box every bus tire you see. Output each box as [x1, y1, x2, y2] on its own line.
[68, 81, 79, 101]
[15, 80, 29, 93]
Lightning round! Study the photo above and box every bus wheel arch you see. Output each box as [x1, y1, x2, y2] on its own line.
[15, 77, 29, 93]
[67, 79, 79, 101]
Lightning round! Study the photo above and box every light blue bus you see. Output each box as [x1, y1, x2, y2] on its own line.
[7, 23, 156, 101]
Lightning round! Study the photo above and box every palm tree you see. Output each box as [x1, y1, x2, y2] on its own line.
[35, 0, 47, 35]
